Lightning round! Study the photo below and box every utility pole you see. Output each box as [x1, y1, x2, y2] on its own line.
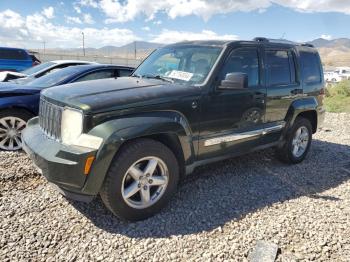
[42, 41, 46, 55]
[134, 41, 136, 59]
[82, 32, 85, 56]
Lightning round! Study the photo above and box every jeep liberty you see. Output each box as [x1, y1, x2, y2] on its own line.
[23, 38, 325, 221]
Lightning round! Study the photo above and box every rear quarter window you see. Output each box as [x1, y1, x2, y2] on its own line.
[300, 51, 322, 84]
[0, 49, 28, 60]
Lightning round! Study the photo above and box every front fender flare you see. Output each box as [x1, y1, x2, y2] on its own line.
[82, 111, 194, 195]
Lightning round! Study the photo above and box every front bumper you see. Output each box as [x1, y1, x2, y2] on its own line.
[22, 117, 97, 201]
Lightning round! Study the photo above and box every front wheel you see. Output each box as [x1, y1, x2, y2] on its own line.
[276, 117, 312, 164]
[100, 139, 179, 221]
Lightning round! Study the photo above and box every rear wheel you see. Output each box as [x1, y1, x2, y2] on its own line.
[276, 117, 312, 164]
[0, 109, 33, 151]
[100, 139, 179, 221]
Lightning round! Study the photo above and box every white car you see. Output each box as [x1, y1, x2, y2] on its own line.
[335, 67, 350, 81]
[0, 60, 96, 83]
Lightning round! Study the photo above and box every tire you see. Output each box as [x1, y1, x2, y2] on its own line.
[276, 117, 312, 164]
[0, 109, 34, 151]
[100, 138, 180, 221]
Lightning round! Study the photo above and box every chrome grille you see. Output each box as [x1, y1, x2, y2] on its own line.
[39, 98, 63, 140]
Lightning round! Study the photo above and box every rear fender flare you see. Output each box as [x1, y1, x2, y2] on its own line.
[281, 97, 318, 142]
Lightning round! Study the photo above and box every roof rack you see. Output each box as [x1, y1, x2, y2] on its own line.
[300, 43, 315, 48]
[253, 37, 269, 42]
[253, 37, 315, 48]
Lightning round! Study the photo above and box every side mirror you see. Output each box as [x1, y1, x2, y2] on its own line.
[219, 73, 248, 89]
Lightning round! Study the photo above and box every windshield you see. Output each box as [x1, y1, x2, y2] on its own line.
[26, 66, 82, 88]
[21, 61, 56, 75]
[133, 46, 222, 85]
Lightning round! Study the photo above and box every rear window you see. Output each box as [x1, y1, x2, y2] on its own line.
[300, 51, 322, 83]
[0, 48, 28, 60]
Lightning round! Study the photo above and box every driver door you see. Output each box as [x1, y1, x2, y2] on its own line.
[198, 45, 267, 160]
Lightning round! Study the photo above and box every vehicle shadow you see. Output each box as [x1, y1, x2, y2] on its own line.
[69, 139, 350, 238]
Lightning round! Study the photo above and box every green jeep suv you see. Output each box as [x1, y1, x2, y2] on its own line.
[23, 38, 326, 221]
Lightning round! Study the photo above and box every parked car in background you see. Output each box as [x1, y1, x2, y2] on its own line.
[29, 53, 41, 66]
[0, 47, 34, 72]
[324, 71, 335, 82]
[334, 67, 350, 80]
[0, 60, 95, 83]
[23, 38, 325, 221]
[0, 64, 133, 150]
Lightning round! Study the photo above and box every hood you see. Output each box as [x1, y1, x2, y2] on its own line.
[42, 77, 200, 114]
[0, 71, 27, 82]
[0, 82, 41, 96]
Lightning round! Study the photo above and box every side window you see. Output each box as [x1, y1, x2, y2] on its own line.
[0, 49, 27, 60]
[39, 64, 72, 77]
[75, 70, 114, 82]
[266, 50, 296, 86]
[300, 51, 322, 84]
[118, 69, 132, 77]
[219, 48, 259, 87]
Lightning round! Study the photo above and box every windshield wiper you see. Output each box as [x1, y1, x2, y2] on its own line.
[137, 74, 174, 83]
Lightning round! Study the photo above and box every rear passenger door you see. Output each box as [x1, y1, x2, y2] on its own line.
[264, 47, 301, 124]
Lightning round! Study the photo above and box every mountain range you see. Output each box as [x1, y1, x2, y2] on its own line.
[42, 38, 350, 67]
[308, 38, 350, 67]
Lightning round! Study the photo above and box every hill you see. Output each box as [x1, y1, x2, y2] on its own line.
[309, 38, 350, 67]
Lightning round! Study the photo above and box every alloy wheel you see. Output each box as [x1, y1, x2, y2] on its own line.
[0, 116, 27, 151]
[292, 126, 309, 158]
[121, 156, 169, 209]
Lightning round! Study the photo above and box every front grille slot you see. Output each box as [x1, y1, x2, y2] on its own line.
[39, 98, 63, 140]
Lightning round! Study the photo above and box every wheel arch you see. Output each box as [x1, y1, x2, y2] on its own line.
[284, 97, 319, 135]
[82, 111, 195, 195]
[0, 106, 36, 117]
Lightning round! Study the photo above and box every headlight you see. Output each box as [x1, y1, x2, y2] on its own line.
[61, 108, 83, 145]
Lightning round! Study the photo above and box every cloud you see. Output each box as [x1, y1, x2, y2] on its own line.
[0, 9, 139, 48]
[152, 29, 239, 44]
[42, 6, 54, 19]
[90, 0, 350, 23]
[142, 26, 150, 31]
[0, 9, 24, 29]
[66, 16, 83, 24]
[321, 34, 333, 41]
[83, 14, 95, 24]
[77, 0, 98, 8]
[74, 6, 82, 14]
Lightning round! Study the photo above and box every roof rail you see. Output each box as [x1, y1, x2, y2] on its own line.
[253, 37, 296, 45]
[301, 43, 315, 48]
[253, 37, 269, 42]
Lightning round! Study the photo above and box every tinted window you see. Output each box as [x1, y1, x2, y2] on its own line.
[21, 62, 55, 75]
[0, 49, 28, 60]
[118, 69, 132, 77]
[266, 50, 295, 86]
[219, 48, 259, 87]
[26, 66, 82, 88]
[75, 70, 114, 82]
[300, 51, 321, 83]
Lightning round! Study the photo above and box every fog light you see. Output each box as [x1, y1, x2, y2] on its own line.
[84, 156, 95, 175]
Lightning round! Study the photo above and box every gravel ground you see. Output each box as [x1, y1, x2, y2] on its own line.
[1, 112, 350, 261]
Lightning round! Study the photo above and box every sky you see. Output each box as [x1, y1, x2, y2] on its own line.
[0, 0, 350, 49]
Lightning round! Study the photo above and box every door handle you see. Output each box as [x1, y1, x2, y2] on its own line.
[191, 101, 198, 109]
